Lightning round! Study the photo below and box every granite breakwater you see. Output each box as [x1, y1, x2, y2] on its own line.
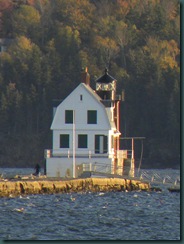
[0, 178, 150, 197]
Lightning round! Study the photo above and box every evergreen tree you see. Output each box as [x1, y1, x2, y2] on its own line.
[0, 0, 180, 168]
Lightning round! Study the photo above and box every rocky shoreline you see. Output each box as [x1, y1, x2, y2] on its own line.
[0, 177, 150, 197]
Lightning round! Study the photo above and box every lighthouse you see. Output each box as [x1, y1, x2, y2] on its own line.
[95, 68, 122, 174]
[45, 67, 137, 178]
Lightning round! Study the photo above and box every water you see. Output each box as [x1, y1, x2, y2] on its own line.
[0, 168, 180, 240]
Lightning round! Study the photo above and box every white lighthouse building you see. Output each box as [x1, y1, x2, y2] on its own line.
[45, 68, 134, 178]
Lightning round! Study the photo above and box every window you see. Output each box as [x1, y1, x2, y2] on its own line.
[65, 110, 73, 124]
[87, 110, 97, 124]
[60, 134, 69, 148]
[80, 95, 83, 101]
[78, 134, 87, 148]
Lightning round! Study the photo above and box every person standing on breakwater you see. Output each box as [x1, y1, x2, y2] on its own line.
[33, 163, 41, 176]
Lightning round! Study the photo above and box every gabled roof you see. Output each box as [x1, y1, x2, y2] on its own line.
[58, 82, 103, 107]
[82, 83, 102, 103]
[51, 82, 117, 131]
[80, 84, 117, 130]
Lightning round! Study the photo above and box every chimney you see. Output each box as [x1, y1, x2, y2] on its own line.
[81, 67, 90, 86]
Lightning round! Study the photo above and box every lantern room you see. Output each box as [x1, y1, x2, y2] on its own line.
[95, 68, 116, 101]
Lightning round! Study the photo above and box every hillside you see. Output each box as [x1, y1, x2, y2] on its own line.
[0, 0, 180, 169]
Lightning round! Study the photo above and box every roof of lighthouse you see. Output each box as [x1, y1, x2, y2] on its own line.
[95, 68, 116, 84]
[50, 82, 117, 130]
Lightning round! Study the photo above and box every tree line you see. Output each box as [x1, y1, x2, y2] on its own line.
[0, 0, 180, 168]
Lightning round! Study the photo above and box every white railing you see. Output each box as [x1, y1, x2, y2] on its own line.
[44, 149, 115, 159]
[45, 149, 133, 159]
[137, 170, 180, 187]
[81, 163, 180, 187]
[81, 162, 133, 177]
[82, 162, 113, 174]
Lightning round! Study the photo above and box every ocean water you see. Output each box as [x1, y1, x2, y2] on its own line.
[0, 168, 180, 240]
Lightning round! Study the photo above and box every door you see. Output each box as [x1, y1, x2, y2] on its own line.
[95, 135, 108, 154]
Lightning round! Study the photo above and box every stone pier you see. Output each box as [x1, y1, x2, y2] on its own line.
[0, 178, 150, 197]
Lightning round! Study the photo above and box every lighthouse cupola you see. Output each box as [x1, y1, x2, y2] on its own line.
[95, 68, 116, 100]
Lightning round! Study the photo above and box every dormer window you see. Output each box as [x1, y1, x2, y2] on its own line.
[87, 110, 97, 124]
[65, 110, 73, 123]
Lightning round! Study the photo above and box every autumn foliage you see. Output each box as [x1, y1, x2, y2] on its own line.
[0, 0, 180, 168]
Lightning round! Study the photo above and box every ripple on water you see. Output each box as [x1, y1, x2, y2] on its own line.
[0, 178, 180, 240]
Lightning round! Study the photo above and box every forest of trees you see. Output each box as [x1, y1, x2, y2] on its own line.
[0, 0, 180, 169]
